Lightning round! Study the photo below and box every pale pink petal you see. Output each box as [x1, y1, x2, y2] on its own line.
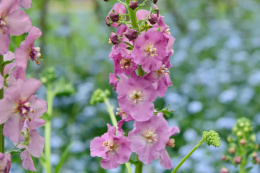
[5, 9, 32, 36]
[100, 152, 119, 169]
[26, 119, 46, 129]
[14, 45, 29, 69]
[0, 31, 10, 55]
[0, 0, 18, 14]
[19, 0, 32, 9]
[28, 95, 47, 118]
[27, 130, 44, 158]
[3, 51, 15, 75]
[3, 114, 25, 143]
[0, 74, 3, 90]
[20, 150, 36, 172]
[25, 27, 42, 47]
[169, 126, 180, 136]
[4, 84, 21, 103]
[0, 98, 14, 124]
[20, 78, 42, 100]
[159, 149, 173, 169]
[90, 137, 108, 159]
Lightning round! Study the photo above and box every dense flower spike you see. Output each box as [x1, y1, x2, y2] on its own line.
[0, 0, 32, 54]
[0, 153, 11, 173]
[90, 124, 131, 169]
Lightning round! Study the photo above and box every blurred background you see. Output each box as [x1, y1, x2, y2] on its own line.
[7, 0, 260, 172]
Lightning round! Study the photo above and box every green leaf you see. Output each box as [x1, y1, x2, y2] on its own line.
[2, 60, 14, 68]
[9, 148, 26, 155]
[54, 143, 73, 173]
[155, 105, 174, 117]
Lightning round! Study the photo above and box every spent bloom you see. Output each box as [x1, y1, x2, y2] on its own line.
[90, 124, 131, 169]
[0, 0, 32, 54]
[0, 153, 11, 173]
[0, 78, 47, 143]
[116, 76, 156, 122]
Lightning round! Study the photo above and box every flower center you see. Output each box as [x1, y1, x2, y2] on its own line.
[29, 47, 42, 65]
[116, 108, 128, 119]
[17, 101, 34, 121]
[146, 45, 157, 57]
[0, 18, 6, 34]
[157, 64, 169, 77]
[129, 89, 143, 104]
[103, 140, 115, 151]
[145, 131, 157, 143]
[119, 58, 132, 69]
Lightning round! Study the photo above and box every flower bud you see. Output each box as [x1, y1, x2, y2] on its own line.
[148, 13, 158, 25]
[106, 16, 112, 26]
[252, 152, 258, 159]
[239, 139, 246, 146]
[129, 1, 138, 10]
[234, 156, 241, 164]
[220, 167, 229, 173]
[124, 28, 137, 41]
[221, 155, 227, 161]
[236, 131, 242, 137]
[228, 147, 235, 154]
[109, 12, 119, 22]
[0, 153, 11, 173]
[166, 139, 175, 147]
[250, 135, 256, 142]
[203, 130, 221, 147]
[104, 0, 110, 1]
[153, 0, 158, 4]
[110, 32, 119, 45]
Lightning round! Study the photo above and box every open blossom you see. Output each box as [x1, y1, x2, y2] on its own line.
[90, 124, 131, 169]
[128, 113, 179, 167]
[0, 78, 47, 143]
[0, 0, 32, 54]
[131, 29, 168, 73]
[116, 76, 156, 122]
[0, 153, 11, 173]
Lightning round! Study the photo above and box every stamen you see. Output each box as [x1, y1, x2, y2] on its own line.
[145, 131, 157, 143]
[129, 89, 144, 104]
[146, 45, 157, 57]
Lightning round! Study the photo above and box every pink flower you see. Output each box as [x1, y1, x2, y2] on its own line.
[90, 124, 131, 169]
[0, 78, 47, 143]
[109, 3, 126, 27]
[116, 108, 134, 129]
[116, 76, 156, 122]
[145, 63, 173, 97]
[18, 121, 45, 172]
[0, 153, 11, 173]
[15, 27, 42, 70]
[0, 0, 32, 54]
[19, 0, 32, 9]
[136, 10, 149, 21]
[109, 73, 119, 90]
[128, 113, 179, 166]
[131, 29, 168, 73]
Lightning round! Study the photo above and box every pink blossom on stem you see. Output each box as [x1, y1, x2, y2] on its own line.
[0, 78, 47, 143]
[116, 76, 156, 121]
[0, 153, 11, 173]
[90, 124, 131, 169]
[0, 0, 32, 54]
[131, 29, 168, 73]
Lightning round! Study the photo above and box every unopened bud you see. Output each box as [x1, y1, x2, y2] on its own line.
[221, 155, 227, 161]
[220, 167, 229, 173]
[104, 0, 109, 1]
[202, 130, 221, 147]
[239, 139, 246, 146]
[153, 0, 158, 4]
[129, 1, 138, 10]
[109, 12, 119, 22]
[228, 147, 235, 154]
[148, 13, 158, 25]
[106, 16, 112, 26]
[166, 139, 175, 147]
[124, 28, 137, 41]
[251, 135, 256, 142]
[234, 156, 241, 164]
[252, 152, 258, 159]
[236, 131, 242, 137]
[227, 136, 232, 142]
[110, 32, 119, 45]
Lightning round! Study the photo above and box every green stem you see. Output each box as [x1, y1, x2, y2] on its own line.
[172, 139, 205, 173]
[103, 97, 132, 173]
[137, 65, 145, 76]
[44, 84, 54, 173]
[126, 0, 139, 31]
[239, 146, 247, 173]
[135, 156, 143, 173]
[9, 143, 19, 153]
[0, 55, 4, 153]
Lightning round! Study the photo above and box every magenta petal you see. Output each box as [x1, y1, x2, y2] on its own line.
[19, 0, 32, 9]
[3, 114, 24, 143]
[27, 130, 44, 158]
[169, 126, 180, 136]
[0, 31, 10, 55]
[28, 96, 47, 118]
[0, 74, 3, 90]
[0, 98, 14, 124]
[5, 9, 32, 36]
[159, 149, 173, 169]
[0, 0, 18, 14]
[25, 27, 42, 47]
[90, 137, 108, 159]
[20, 78, 42, 100]
[20, 150, 36, 172]
[14, 45, 29, 69]
[100, 152, 119, 169]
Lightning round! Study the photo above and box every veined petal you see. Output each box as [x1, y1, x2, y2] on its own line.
[20, 150, 36, 172]
[27, 130, 44, 158]
[20, 78, 42, 100]
[3, 114, 24, 143]
[0, 98, 14, 124]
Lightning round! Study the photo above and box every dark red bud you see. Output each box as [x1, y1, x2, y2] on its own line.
[129, 1, 138, 10]
[148, 13, 158, 25]
[221, 155, 227, 161]
[109, 12, 119, 22]
[234, 156, 242, 164]
[124, 28, 137, 41]
[220, 167, 229, 173]
[106, 16, 111, 26]
[104, 0, 109, 2]
[153, 0, 158, 4]
[110, 32, 119, 45]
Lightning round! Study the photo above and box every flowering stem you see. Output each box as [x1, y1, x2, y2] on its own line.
[134, 0, 149, 12]
[172, 138, 205, 173]
[125, 0, 139, 31]
[134, 155, 143, 173]
[103, 97, 132, 173]
[239, 146, 247, 173]
[0, 55, 4, 153]
[44, 84, 54, 173]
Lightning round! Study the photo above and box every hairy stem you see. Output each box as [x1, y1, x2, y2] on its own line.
[103, 97, 132, 173]
[0, 55, 4, 153]
[172, 139, 205, 173]
[44, 84, 54, 173]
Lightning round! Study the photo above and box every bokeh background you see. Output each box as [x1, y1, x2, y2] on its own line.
[6, 0, 260, 172]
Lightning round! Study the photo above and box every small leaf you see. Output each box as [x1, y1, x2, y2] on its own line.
[2, 60, 14, 68]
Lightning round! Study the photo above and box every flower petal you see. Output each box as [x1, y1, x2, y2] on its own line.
[0, 31, 10, 55]
[0, 98, 14, 124]
[20, 150, 36, 172]
[28, 95, 47, 118]
[27, 130, 44, 158]
[3, 114, 24, 143]
[20, 78, 42, 100]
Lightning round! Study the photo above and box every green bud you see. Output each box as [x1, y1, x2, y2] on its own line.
[203, 130, 221, 148]
[236, 131, 242, 137]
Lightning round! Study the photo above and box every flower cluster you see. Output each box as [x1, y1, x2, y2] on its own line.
[91, 0, 179, 170]
[0, 0, 47, 172]
[221, 118, 259, 173]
